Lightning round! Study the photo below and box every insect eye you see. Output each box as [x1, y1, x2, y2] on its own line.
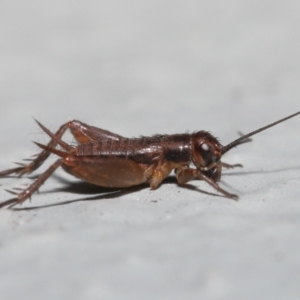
[201, 143, 210, 151]
[195, 141, 221, 167]
[196, 142, 213, 165]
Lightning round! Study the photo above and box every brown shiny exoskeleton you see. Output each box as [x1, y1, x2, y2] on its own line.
[0, 111, 299, 208]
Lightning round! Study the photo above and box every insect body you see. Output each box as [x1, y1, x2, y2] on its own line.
[0, 111, 299, 208]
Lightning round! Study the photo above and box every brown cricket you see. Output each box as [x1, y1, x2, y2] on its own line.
[0, 111, 299, 208]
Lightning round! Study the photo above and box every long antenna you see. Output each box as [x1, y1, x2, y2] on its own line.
[222, 111, 300, 154]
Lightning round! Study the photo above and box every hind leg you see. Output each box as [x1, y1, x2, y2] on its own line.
[0, 119, 125, 177]
[0, 120, 126, 208]
[0, 159, 62, 208]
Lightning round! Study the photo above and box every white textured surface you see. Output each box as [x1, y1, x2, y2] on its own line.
[1, 1, 300, 300]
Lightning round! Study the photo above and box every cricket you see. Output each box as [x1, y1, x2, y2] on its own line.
[0, 111, 299, 208]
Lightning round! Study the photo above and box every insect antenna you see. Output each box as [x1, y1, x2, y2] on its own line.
[222, 111, 300, 154]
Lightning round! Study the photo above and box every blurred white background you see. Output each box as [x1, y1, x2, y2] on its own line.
[0, 1, 300, 299]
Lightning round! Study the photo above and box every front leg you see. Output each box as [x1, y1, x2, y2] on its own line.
[176, 167, 238, 200]
[202, 162, 242, 182]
